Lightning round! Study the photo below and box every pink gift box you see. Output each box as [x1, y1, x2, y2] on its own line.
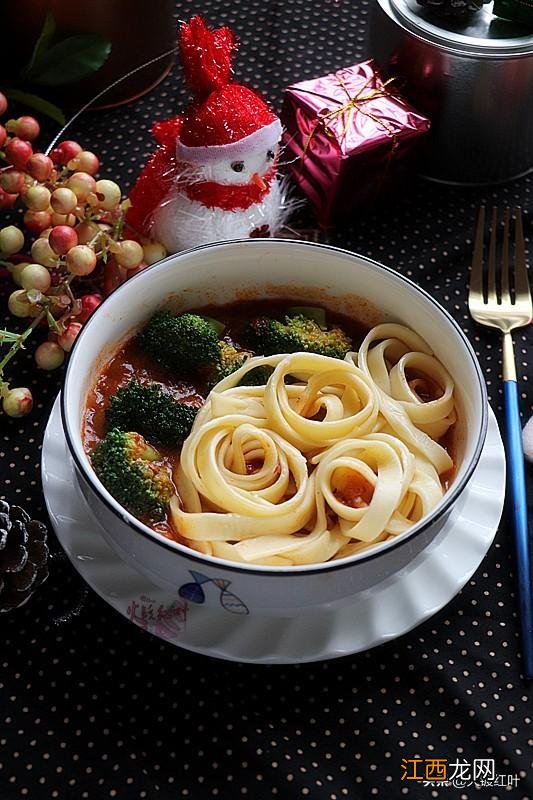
[281, 60, 431, 228]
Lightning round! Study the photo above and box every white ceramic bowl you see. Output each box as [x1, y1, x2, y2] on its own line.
[61, 239, 488, 616]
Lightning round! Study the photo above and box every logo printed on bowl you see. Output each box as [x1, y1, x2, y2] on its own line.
[178, 570, 250, 615]
[126, 594, 188, 639]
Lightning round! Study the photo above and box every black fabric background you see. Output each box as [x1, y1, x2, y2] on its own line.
[1, 1, 532, 798]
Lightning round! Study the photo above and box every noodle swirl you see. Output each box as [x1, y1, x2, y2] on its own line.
[170, 329, 456, 566]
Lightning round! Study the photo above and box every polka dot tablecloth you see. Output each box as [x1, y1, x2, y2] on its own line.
[1, 1, 533, 798]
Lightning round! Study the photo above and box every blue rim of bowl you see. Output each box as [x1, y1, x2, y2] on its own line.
[60, 238, 489, 577]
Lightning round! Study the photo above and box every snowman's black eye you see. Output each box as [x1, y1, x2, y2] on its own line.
[266, 150, 275, 161]
[231, 161, 245, 172]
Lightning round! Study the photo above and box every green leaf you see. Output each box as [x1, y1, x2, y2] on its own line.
[4, 89, 65, 125]
[22, 10, 57, 78]
[25, 34, 112, 86]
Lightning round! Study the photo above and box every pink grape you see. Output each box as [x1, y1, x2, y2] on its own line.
[24, 210, 52, 234]
[31, 237, 58, 268]
[142, 241, 167, 265]
[2, 387, 33, 418]
[94, 179, 121, 210]
[9, 116, 40, 142]
[58, 322, 82, 352]
[50, 187, 77, 214]
[26, 153, 53, 182]
[50, 212, 77, 227]
[50, 140, 81, 165]
[66, 245, 97, 276]
[49, 225, 78, 255]
[20, 263, 51, 292]
[8, 290, 31, 318]
[68, 150, 99, 175]
[115, 239, 144, 269]
[0, 125, 6, 148]
[0, 92, 8, 116]
[75, 220, 99, 244]
[9, 261, 30, 286]
[0, 188, 17, 210]
[77, 293, 102, 322]
[0, 168, 25, 194]
[24, 184, 51, 212]
[35, 341, 65, 370]
[67, 171, 96, 201]
[5, 138, 33, 169]
[0, 225, 24, 255]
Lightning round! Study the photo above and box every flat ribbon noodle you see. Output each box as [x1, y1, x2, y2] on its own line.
[170, 332, 455, 565]
[355, 324, 454, 474]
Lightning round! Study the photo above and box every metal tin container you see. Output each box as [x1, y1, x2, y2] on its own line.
[368, 0, 533, 184]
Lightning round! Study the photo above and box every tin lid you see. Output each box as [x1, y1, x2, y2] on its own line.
[388, 0, 533, 54]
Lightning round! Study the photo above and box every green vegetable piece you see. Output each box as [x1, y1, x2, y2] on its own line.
[245, 314, 352, 360]
[200, 316, 226, 337]
[105, 381, 198, 446]
[209, 342, 251, 387]
[92, 429, 174, 520]
[136, 311, 220, 372]
[286, 306, 327, 329]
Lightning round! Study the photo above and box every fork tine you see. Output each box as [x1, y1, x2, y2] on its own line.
[514, 208, 531, 303]
[501, 207, 510, 303]
[470, 205, 485, 299]
[488, 206, 498, 303]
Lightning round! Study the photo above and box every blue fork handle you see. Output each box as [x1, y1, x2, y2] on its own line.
[504, 379, 533, 680]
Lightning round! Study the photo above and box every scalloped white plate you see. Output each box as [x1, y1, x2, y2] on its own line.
[42, 396, 505, 664]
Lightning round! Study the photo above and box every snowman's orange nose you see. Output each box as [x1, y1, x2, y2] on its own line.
[251, 173, 267, 190]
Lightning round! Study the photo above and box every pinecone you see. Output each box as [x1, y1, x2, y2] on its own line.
[0, 500, 49, 613]
[416, 0, 488, 18]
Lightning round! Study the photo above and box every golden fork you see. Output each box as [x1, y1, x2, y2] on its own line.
[468, 206, 533, 679]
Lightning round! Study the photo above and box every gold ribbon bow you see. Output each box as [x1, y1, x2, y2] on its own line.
[302, 73, 397, 157]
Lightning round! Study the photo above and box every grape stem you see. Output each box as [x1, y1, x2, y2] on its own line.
[0, 308, 47, 376]
[0, 273, 76, 381]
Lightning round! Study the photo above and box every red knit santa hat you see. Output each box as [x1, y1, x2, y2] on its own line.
[175, 16, 281, 164]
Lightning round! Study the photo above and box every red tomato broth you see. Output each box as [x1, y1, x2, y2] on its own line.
[83, 298, 458, 545]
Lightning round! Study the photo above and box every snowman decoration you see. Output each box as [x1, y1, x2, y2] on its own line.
[127, 16, 287, 253]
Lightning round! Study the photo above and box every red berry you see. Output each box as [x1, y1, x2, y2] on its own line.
[0, 92, 8, 116]
[77, 293, 102, 323]
[11, 116, 40, 142]
[67, 171, 96, 201]
[0, 188, 17, 210]
[35, 341, 65, 371]
[26, 153, 53, 182]
[23, 209, 52, 234]
[5, 138, 33, 169]
[75, 220, 100, 244]
[0, 168, 25, 194]
[69, 150, 99, 175]
[51, 140, 81, 165]
[66, 244, 97, 276]
[50, 187, 77, 215]
[58, 321, 82, 352]
[0, 125, 6, 148]
[49, 225, 78, 255]
[2, 387, 33, 418]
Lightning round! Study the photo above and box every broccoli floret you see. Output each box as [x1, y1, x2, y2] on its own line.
[105, 381, 198, 446]
[92, 429, 174, 520]
[208, 342, 251, 387]
[245, 314, 352, 359]
[136, 311, 219, 372]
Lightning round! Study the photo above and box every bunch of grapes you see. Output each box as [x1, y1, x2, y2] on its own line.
[0, 91, 167, 418]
